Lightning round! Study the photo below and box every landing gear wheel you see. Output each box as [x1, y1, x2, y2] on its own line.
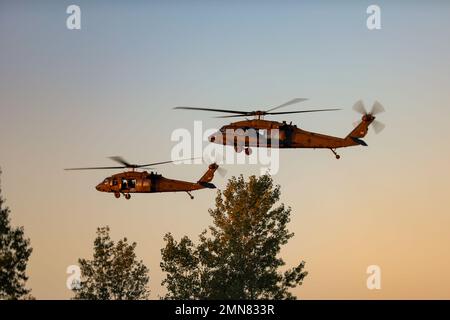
[245, 147, 252, 156]
[114, 192, 120, 199]
[330, 148, 341, 160]
[186, 191, 194, 200]
[234, 145, 243, 153]
[125, 194, 131, 200]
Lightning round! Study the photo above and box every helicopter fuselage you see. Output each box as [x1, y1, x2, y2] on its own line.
[208, 118, 372, 151]
[96, 171, 207, 192]
[95, 163, 218, 199]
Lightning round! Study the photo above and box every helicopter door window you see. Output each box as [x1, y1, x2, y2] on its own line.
[112, 179, 118, 186]
[120, 179, 136, 190]
[257, 129, 265, 138]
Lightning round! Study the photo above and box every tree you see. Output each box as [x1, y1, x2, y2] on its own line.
[0, 169, 33, 299]
[161, 174, 307, 299]
[73, 226, 150, 300]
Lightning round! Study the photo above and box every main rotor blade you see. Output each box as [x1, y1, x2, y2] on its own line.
[353, 100, 367, 115]
[109, 156, 132, 167]
[370, 101, 385, 115]
[66, 157, 200, 171]
[371, 119, 386, 134]
[267, 108, 341, 115]
[266, 98, 308, 112]
[137, 157, 200, 168]
[64, 166, 125, 170]
[214, 108, 340, 117]
[214, 114, 250, 118]
[174, 106, 249, 115]
[136, 160, 179, 168]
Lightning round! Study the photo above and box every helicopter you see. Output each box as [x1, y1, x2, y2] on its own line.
[174, 99, 385, 159]
[65, 156, 222, 199]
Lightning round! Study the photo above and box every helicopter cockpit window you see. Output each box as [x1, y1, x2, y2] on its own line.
[103, 178, 109, 184]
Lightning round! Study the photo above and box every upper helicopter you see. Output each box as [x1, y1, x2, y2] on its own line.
[174, 98, 385, 159]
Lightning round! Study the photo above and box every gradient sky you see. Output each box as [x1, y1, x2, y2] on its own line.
[1, 0, 450, 299]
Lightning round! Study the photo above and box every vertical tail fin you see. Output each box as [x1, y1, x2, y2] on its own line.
[197, 163, 218, 188]
[347, 116, 373, 139]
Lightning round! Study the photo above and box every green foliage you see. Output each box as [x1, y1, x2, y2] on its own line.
[0, 169, 33, 300]
[73, 226, 150, 300]
[161, 174, 307, 300]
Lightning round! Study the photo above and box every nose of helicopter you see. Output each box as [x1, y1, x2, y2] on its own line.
[95, 183, 103, 191]
[209, 131, 221, 143]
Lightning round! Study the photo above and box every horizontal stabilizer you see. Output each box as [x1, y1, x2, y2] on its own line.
[198, 182, 216, 189]
[351, 137, 368, 146]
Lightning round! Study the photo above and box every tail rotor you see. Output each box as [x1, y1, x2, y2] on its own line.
[203, 148, 228, 177]
[370, 101, 385, 116]
[353, 100, 386, 134]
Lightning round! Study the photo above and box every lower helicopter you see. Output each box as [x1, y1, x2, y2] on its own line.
[65, 156, 222, 199]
